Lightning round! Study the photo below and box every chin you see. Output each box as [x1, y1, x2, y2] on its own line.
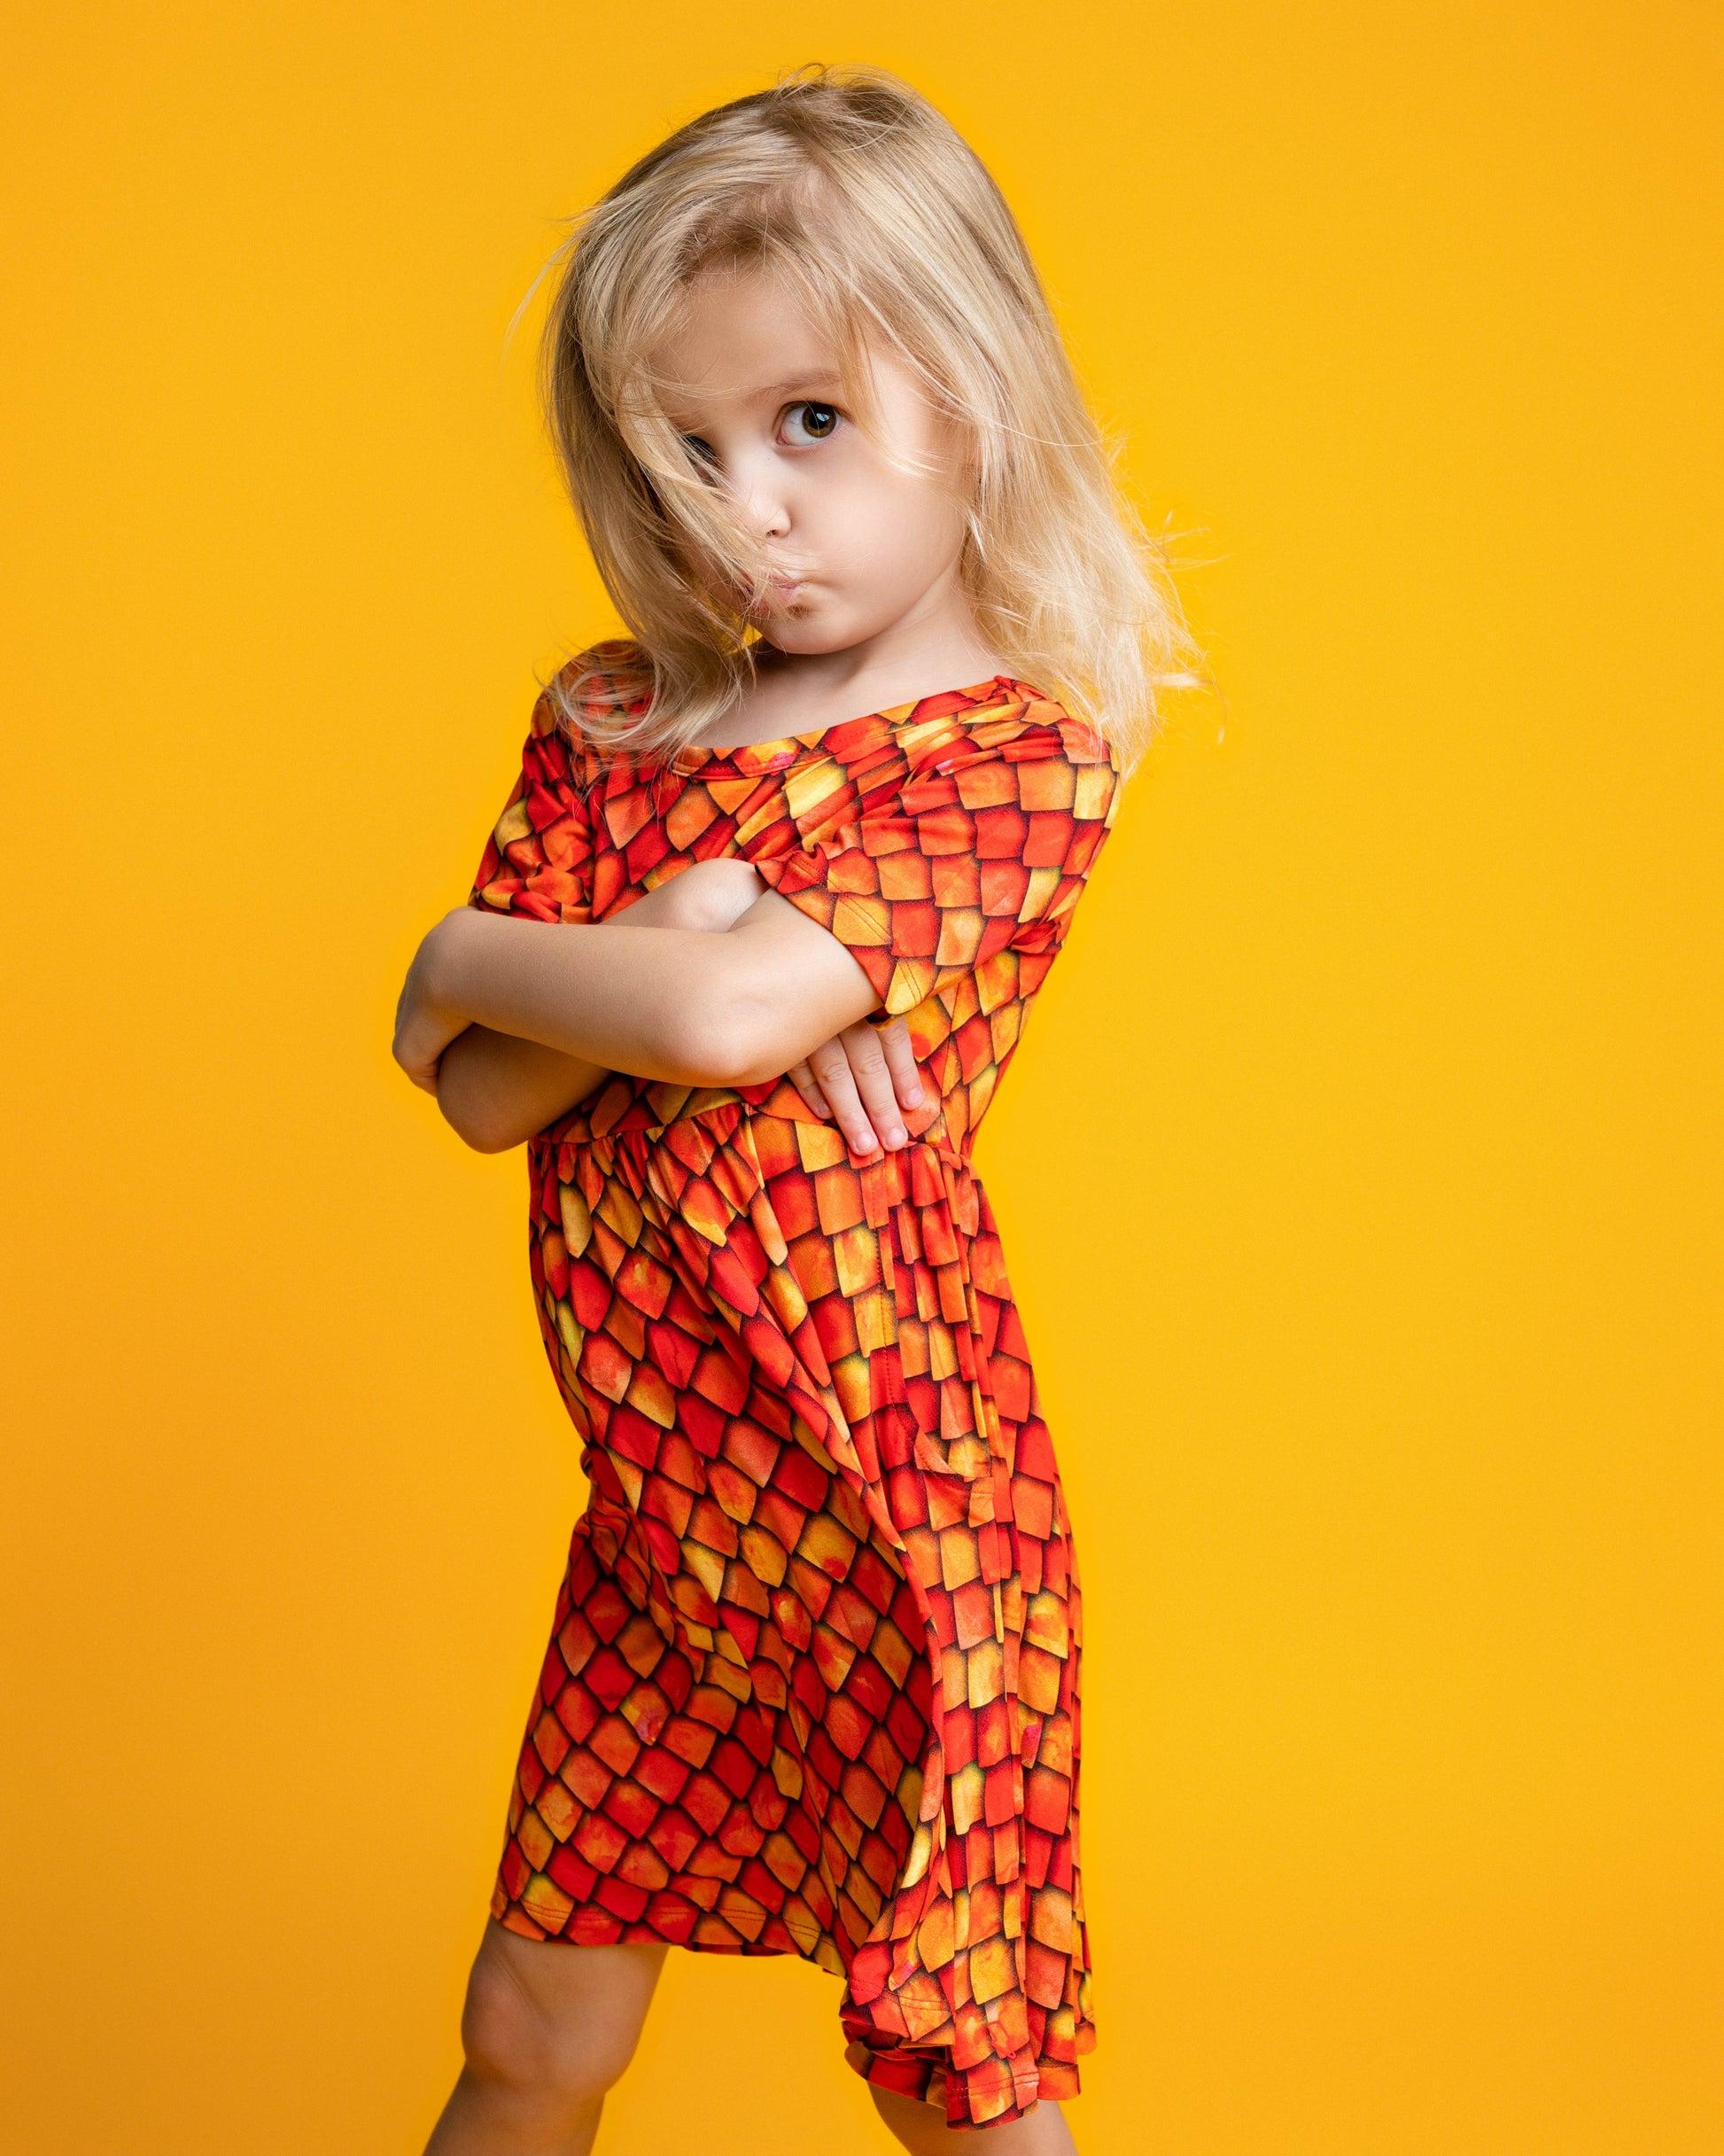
[759, 608, 861, 656]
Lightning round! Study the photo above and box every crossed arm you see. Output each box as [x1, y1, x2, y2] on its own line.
[392, 858, 926, 1157]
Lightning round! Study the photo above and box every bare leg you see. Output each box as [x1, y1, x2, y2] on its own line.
[423, 1919, 667, 2156]
[870, 2087, 1079, 2155]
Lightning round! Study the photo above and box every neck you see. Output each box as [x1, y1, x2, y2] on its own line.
[744, 576, 1006, 732]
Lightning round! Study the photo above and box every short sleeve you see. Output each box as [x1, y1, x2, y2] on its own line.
[468, 686, 596, 925]
[749, 701, 1122, 1022]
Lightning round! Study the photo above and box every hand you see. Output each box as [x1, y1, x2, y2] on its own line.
[392, 910, 470, 1094]
[786, 1012, 928, 1156]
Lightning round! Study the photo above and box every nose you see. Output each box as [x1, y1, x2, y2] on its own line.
[730, 448, 790, 541]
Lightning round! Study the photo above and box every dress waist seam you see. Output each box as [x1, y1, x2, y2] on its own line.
[531, 1105, 970, 1167]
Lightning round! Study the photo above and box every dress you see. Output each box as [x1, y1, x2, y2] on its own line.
[467, 641, 1122, 2129]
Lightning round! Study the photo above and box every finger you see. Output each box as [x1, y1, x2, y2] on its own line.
[395, 1048, 437, 1094]
[823, 1029, 908, 1153]
[872, 1017, 927, 1112]
[401, 1047, 437, 1091]
[804, 1040, 882, 1156]
[786, 1057, 831, 1119]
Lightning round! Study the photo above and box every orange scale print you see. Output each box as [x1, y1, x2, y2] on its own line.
[470, 640, 1122, 2129]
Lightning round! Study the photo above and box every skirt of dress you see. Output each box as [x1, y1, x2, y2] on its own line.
[488, 1087, 1093, 2130]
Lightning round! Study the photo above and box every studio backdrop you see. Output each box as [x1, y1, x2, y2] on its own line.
[3, 4, 1719, 2152]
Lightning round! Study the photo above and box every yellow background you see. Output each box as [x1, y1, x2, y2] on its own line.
[4, 4, 1719, 2151]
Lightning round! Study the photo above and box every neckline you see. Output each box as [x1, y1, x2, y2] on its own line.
[663, 671, 1044, 777]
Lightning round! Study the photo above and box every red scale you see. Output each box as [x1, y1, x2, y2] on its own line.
[466, 644, 1117, 2127]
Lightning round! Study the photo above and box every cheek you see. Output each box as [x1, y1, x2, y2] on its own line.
[828, 471, 966, 595]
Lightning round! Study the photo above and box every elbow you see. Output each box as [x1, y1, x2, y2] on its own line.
[459, 1118, 524, 1156]
[436, 1070, 524, 1155]
[659, 969, 779, 1090]
[661, 1008, 760, 1090]
[439, 1098, 522, 1154]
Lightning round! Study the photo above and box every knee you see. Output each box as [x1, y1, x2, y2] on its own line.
[868, 2080, 951, 2152]
[458, 1951, 639, 2114]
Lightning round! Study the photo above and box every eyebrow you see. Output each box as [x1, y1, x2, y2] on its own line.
[753, 372, 844, 397]
[669, 370, 846, 424]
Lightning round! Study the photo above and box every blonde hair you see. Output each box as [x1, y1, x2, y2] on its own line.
[532, 62, 1204, 774]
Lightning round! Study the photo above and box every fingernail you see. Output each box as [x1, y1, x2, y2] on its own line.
[906, 1085, 924, 1104]
[885, 1124, 905, 1148]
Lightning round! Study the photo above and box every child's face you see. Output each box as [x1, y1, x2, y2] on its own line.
[652, 264, 969, 657]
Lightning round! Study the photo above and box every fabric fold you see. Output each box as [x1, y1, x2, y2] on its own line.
[469, 647, 1116, 2129]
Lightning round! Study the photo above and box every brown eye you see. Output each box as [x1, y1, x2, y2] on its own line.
[781, 402, 840, 446]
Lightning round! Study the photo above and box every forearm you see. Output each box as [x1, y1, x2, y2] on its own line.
[420, 890, 879, 1094]
[431, 861, 776, 1151]
[435, 1024, 610, 1153]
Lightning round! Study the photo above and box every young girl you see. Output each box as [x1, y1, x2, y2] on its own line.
[393, 64, 1199, 2155]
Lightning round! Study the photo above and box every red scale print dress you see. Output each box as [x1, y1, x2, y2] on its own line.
[468, 642, 1122, 2129]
